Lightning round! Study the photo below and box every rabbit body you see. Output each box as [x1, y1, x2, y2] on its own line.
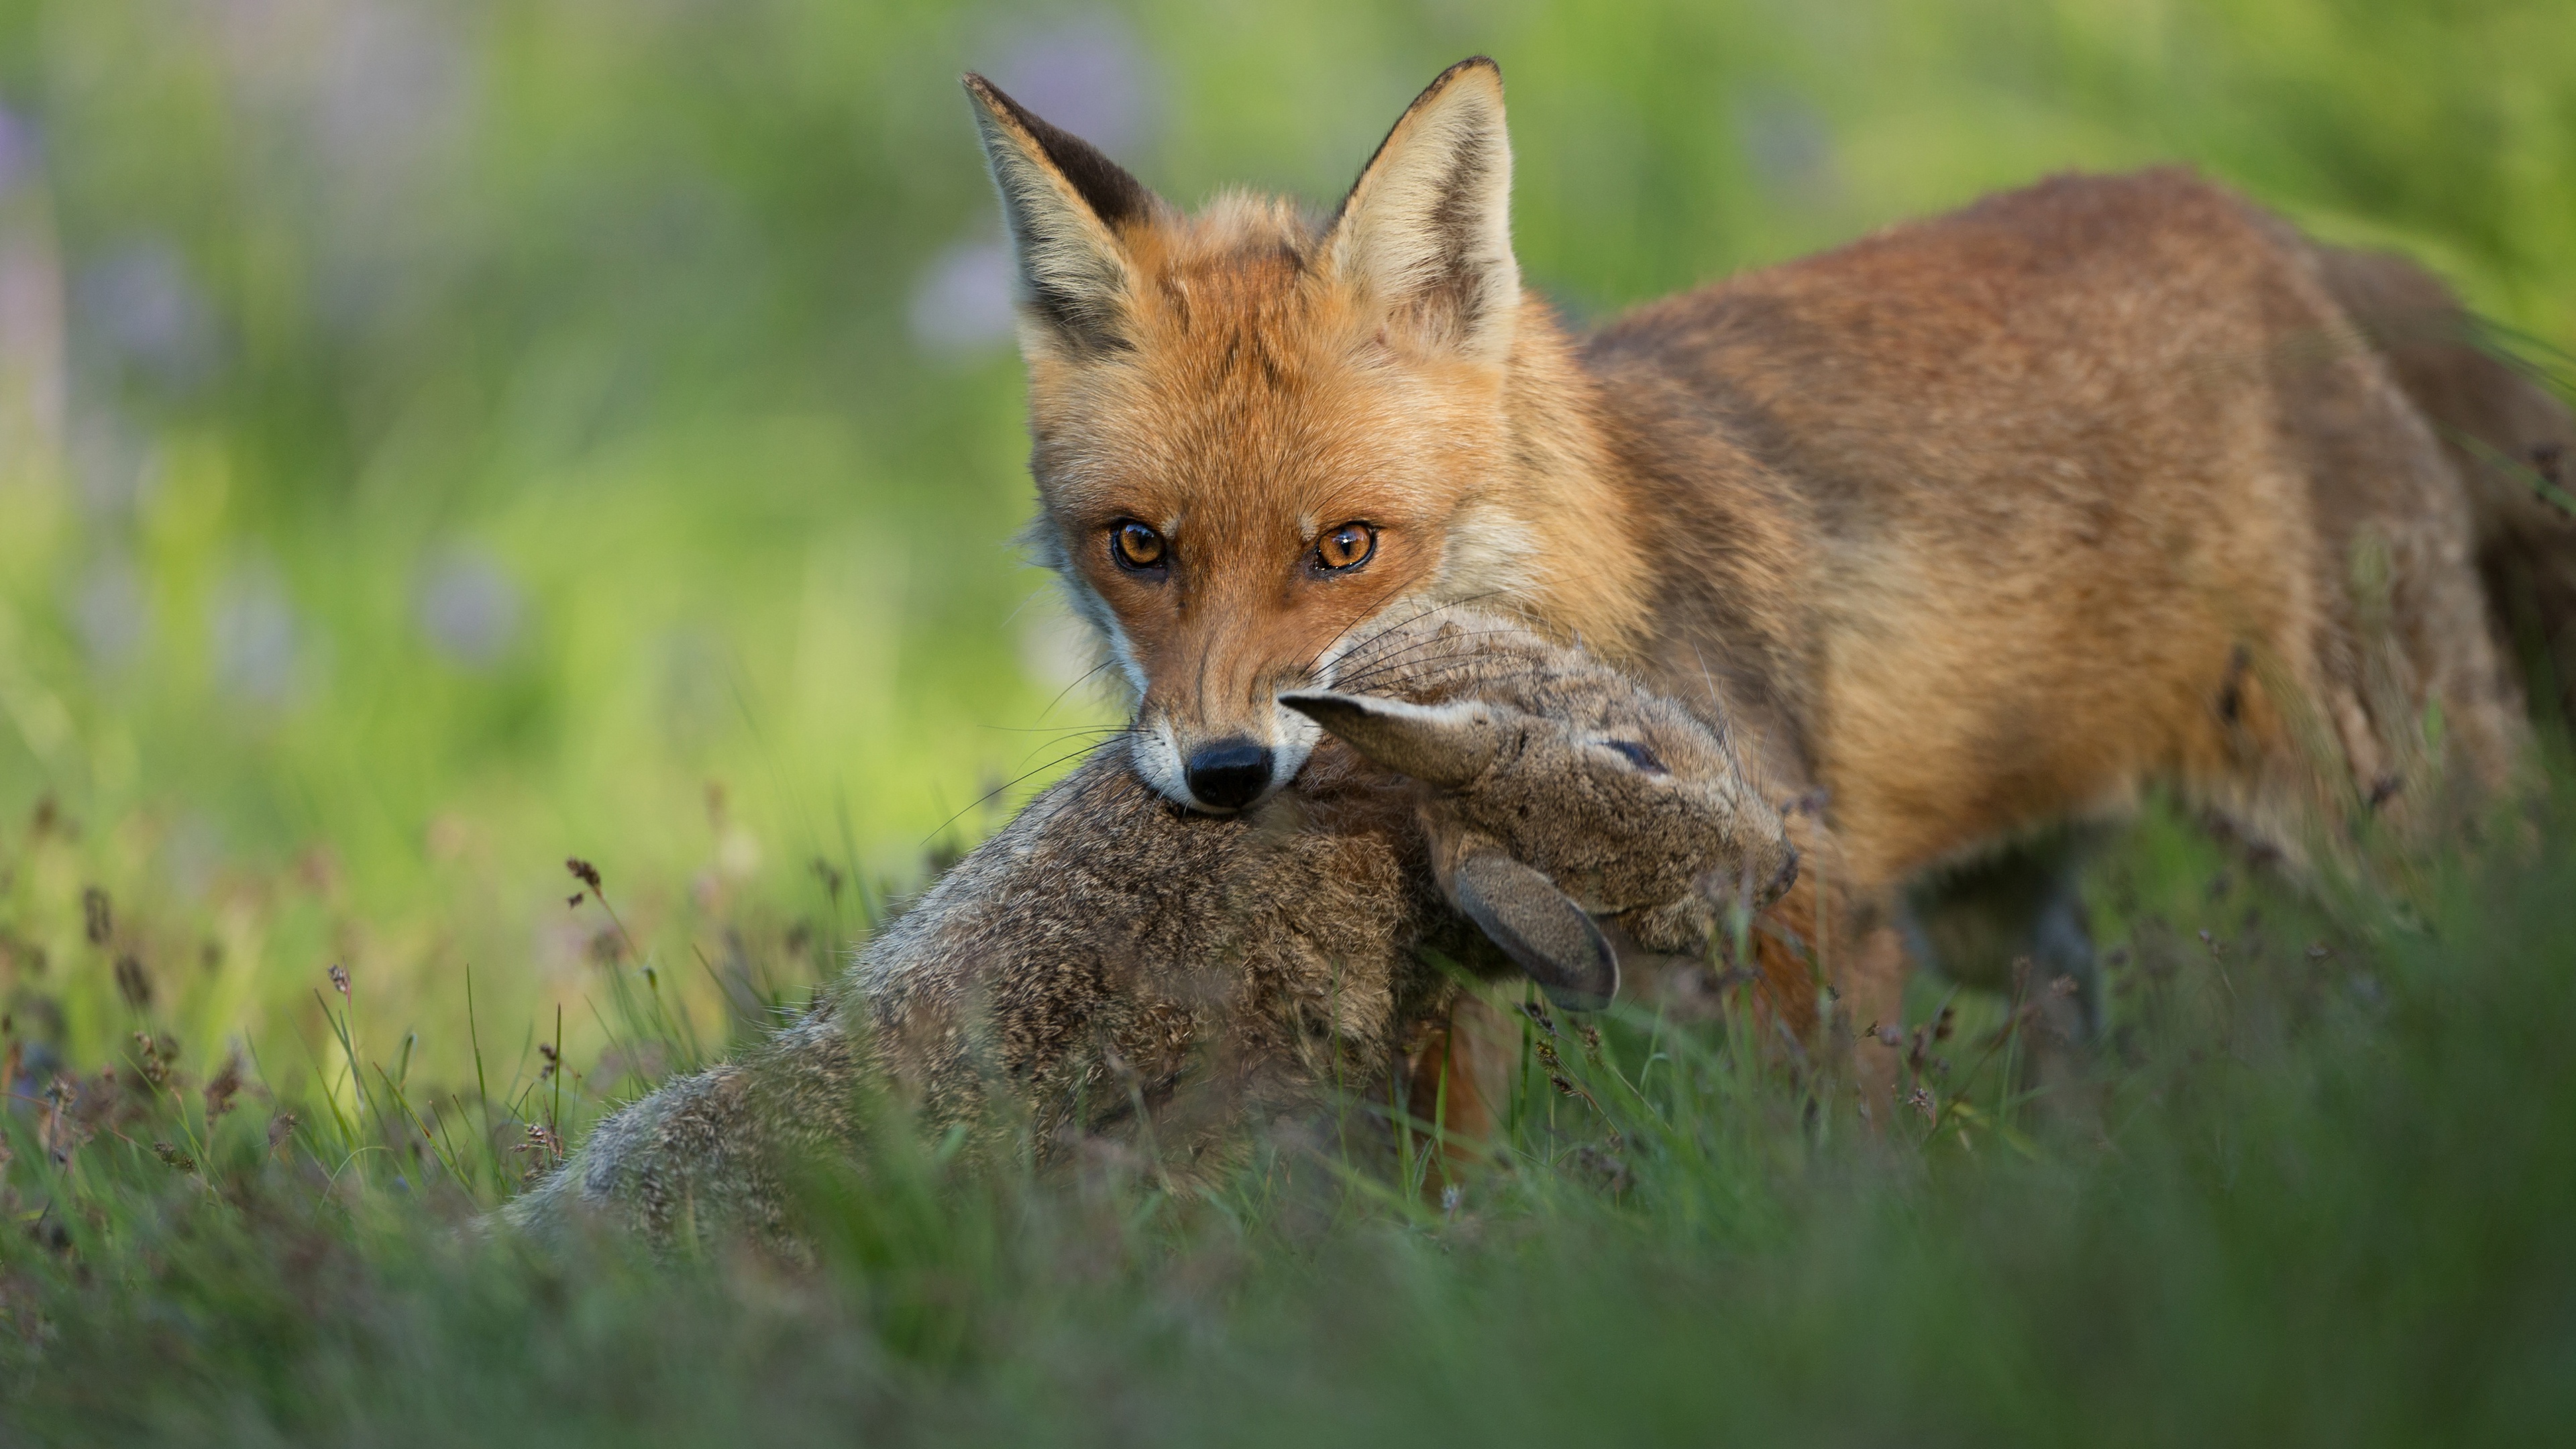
[507, 612, 1790, 1252]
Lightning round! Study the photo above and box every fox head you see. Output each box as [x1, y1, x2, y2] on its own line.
[966, 58, 1651, 812]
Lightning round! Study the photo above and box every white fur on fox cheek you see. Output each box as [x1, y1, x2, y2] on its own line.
[1269, 696, 1321, 788]
[1100, 616, 1148, 698]
[1128, 716, 1191, 805]
[1059, 576, 1148, 699]
[1433, 497, 1543, 608]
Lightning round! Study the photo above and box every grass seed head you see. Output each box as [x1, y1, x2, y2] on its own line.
[82, 888, 111, 946]
[204, 1052, 245, 1121]
[114, 957, 154, 1011]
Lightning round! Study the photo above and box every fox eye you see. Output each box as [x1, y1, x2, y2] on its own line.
[1110, 521, 1167, 574]
[1602, 740, 1668, 774]
[1313, 522, 1377, 574]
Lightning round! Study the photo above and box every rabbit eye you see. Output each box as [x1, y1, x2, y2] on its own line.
[1603, 740, 1667, 774]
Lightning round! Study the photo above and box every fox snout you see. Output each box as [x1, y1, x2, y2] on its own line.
[1132, 722, 1307, 815]
[1118, 598, 1374, 814]
[1130, 688, 1329, 816]
[1181, 738, 1274, 812]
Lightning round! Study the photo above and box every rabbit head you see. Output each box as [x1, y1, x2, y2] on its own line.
[1283, 655, 1795, 1011]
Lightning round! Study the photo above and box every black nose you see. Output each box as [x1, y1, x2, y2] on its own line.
[1185, 739, 1274, 811]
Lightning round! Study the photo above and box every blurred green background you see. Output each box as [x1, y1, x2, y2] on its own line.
[0, 0, 2569, 1088]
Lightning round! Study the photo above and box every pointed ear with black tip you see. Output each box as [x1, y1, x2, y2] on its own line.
[963, 72, 1163, 355]
[1322, 57, 1519, 362]
[1450, 850, 1618, 1011]
[1279, 691, 1506, 789]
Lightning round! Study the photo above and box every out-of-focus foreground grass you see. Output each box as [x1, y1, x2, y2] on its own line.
[3, 771, 2574, 1446]
[0, 1, 2571, 1441]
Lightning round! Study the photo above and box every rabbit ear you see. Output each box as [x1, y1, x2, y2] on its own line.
[1450, 850, 1619, 1012]
[1279, 692, 1506, 788]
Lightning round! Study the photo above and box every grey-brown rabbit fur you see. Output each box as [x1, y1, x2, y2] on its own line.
[504, 610, 1793, 1253]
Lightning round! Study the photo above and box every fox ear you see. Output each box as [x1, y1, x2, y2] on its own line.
[1451, 851, 1619, 1012]
[963, 73, 1161, 355]
[1279, 692, 1506, 789]
[1322, 57, 1519, 363]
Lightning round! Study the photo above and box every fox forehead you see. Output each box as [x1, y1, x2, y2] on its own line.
[1024, 204, 1509, 537]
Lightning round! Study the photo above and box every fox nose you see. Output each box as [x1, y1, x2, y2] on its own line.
[1185, 739, 1274, 812]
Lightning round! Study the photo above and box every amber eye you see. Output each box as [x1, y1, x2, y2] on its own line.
[1110, 521, 1167, 573]
[1313, 522, 1377, 573]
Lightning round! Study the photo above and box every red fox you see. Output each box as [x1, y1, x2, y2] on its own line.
[963, 58, 2576, 1109]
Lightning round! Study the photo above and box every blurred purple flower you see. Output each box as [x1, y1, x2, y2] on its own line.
[71, 554, 149, 674]
[211, 0, 468, 174]
[0, 107, 36, 198]
[74, 240, 216, 390]
[211, 563, 303, 706]
[210, 0, 474, 341]
[68, 415, 155, 519]
[416, 545, 521, 666]
[1735, 93, 1841, 205]
[909, 240, 1018, 357]
[919, 15, 1159, 360]
[987, 13, 1158, 156]
[0, 104, 64, 470]
[315, 1, 468, 175]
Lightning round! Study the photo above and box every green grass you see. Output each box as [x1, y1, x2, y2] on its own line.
[0, 0, 2573, 1440]
[3, 785, 2574, 1444]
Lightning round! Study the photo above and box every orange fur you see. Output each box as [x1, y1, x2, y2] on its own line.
[967, 60, 2576, 1125]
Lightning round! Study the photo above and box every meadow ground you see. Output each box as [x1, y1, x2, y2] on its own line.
[5, 785, 2576, 1445]
[0, 0, 2572, 1441]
